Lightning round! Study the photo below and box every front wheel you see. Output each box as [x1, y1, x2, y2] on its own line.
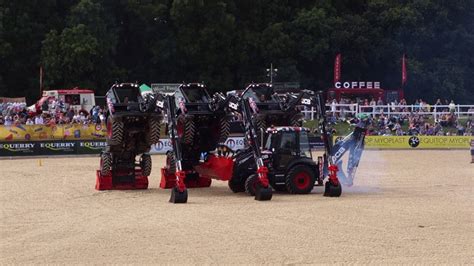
[228, 179, 245, 193]
[285, 165, 315, 194]
[245, 174, 259, 196]
[324, 181, 342, 197]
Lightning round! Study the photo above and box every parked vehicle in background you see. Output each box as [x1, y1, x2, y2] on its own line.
[30, 88, 96, 113]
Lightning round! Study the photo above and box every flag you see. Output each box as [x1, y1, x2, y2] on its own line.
[334, 53, 341, 83]
[401, 54, 407, 86]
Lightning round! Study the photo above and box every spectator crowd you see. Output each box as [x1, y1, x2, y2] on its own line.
[326, 97, 473, 136]
[2, 96, 473, 136]
[0, 100, 106, 126]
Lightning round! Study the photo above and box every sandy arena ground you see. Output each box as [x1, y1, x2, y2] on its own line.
[0, 150, 472, 264]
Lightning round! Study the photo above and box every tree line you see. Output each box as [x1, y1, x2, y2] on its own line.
[1, 0, 473, 103]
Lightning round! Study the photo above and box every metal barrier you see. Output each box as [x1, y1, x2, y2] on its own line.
[302, 104, 474, 119]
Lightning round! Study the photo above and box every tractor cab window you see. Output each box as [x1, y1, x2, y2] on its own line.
[242, 89, 258, 102]
[265, 132, 277, 150]
[115, 86, 139, 103]
[243, 85, 274, 103]
[182, 86, 210, 103]
[299, 131, 312, 158]
[279, 132, 297, 152]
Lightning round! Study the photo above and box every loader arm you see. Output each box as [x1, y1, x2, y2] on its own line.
[165, 94, 188, 202]
[241, 98, 269, 186]
[230, 97, 273, 200]
[282, 90, 318, 111]
[328, 115, 370, 186]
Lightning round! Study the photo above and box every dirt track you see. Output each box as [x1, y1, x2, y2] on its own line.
[0, 150, 473, 264]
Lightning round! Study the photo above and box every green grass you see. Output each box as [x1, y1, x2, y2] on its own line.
[303, 117, 468, 136]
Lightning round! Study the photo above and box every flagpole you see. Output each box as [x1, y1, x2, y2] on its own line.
[39, 66, 43, 96]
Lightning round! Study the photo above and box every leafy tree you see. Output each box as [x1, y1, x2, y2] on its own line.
[40, 0, 119, 93]
[0, 0, 472, 103]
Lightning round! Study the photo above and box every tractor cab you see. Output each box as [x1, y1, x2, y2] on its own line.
[263, 127, 314, 172]
[178, 83, 211, 104]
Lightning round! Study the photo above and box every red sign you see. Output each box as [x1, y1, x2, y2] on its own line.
[402, 54, 407, 86]
[334, 53, 341, 83]
[334, 81, 381, 89]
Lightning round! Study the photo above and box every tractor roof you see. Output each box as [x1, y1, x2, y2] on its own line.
[265, 126, 310, 133]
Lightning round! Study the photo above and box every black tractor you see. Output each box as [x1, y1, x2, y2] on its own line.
[160, 83, 236, 202]
[229, 126, 341, 197]
[241, 83, 305, 131]
[96, 82, 163, 190]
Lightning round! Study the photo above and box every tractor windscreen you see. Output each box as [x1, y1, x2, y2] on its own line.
[243, 85, 274, 103]
[115, 86, 139, 103]
[265, 133, 277, 150]
[299, 131, 312, 158]
[182, 86, 210, 103]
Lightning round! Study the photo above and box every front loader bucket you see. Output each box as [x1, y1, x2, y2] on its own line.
[193, 154, 234, 181]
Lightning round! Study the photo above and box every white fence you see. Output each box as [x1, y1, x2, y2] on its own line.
[302, 104, 474, 120]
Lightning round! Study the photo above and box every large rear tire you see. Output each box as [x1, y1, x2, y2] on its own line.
[177, 115, 195, 145]
[253, 116, 266, 132]
[218, 116, 230, 143]
[141, 153, 152, 177]
[147, 117, 161, 146]
[166, 151, 176, 175]
[290, 114, 303, 127]
[286, 165, 315, 194]
[100, 152, 112, 176]
[107, 116, 124, 145]
[253, 116, 266, 144]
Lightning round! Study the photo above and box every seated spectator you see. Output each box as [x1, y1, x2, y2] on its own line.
[34, 114, 44, 125]
[66, 108, 75, 121]
[456, 124, 465, 136]
[394, 122, 403, 135]
[440, 114, 448, 127]
[25, 118, 34, 125]
[13, 115, 21, 126]
[4, 116, 13, 126]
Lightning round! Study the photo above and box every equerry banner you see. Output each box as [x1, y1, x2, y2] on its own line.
[0, 136, 325, 157]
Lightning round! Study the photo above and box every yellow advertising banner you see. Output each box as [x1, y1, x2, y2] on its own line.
[362, 136, 472, 149]
[0, 124, 107, 141]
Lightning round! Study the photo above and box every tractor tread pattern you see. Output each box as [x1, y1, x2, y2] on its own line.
[147, 118, 161, 145]
[166, 151, 176, 175]
[179, 115, 196, 145]
[290, 114, 303, 127]
[218, 116, 230, 143]
[100, 152, 112, 176]
[111, 119, 124, 144]
[141, 154, 152, 177]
